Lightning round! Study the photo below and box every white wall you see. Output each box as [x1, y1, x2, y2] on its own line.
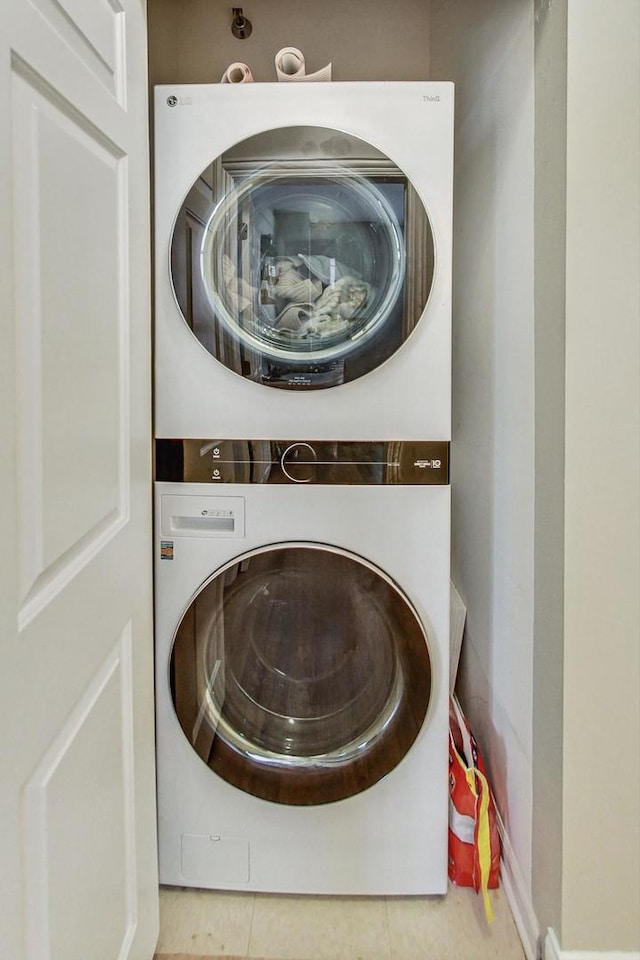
[430, 0, 536, 898]
[561, 0, 640, 950]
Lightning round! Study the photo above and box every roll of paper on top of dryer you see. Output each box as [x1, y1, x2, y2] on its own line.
[275, 46, 332, 82]
[221, 62, 254, 83]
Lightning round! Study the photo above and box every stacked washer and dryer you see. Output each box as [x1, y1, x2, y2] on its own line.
[153, 82, 454, 895]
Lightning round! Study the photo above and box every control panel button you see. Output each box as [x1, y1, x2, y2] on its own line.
[281, 442, 318, 483]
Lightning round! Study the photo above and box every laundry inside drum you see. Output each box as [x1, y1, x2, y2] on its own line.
[200, 173, 406, 363]
[170, 125, 436, 389]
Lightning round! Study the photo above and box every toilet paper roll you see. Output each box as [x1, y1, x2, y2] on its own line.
[275, 46, 332, 82]
[221, 62, 254, 84]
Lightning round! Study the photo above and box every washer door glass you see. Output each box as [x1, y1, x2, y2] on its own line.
[169, 544, 432, 805]
[170, 126, 434, 389]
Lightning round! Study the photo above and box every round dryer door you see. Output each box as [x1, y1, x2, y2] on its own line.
[169, 544, 433, 805]
[170, 126, 434, 390]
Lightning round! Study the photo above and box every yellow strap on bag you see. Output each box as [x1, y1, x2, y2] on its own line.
[465, 766, 494, 923]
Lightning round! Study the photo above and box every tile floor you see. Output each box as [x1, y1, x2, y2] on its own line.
[154, 883, 527, 960]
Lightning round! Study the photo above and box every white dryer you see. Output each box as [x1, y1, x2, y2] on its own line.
[154, 82, 453, 440]
[154, 440, 450, 894]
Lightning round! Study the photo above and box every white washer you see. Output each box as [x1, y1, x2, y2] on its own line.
[154, 442, 450, 895]
[154, 82, 453, 440]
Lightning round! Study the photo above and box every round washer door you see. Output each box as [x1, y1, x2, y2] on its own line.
[169, 544, 433, 805]
[170, 126, 435, 390]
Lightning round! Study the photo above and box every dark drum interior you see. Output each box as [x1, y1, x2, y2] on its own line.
[170, 545, 432, 804]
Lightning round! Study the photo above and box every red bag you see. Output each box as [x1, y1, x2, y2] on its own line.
[448, 696, 501, 921]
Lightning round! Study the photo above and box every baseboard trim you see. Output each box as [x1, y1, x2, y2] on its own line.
[545, 927, 640, 960]
[496, 811, 540, 960]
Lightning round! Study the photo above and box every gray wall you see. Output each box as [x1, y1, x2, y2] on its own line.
[148, 0, 431, 85]
[430, 0, 536, 903]
[532, 0, 566, 942]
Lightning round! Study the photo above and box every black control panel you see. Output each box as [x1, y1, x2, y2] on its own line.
[156, 439, 450, 486]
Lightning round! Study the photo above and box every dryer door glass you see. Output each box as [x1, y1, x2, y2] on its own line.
[170, 127, 434, 390]
[169, 544, 432, 805]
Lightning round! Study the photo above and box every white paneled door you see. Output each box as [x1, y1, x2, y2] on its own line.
[0, 2, 158, 959]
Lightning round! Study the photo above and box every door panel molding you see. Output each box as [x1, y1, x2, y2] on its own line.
[22, 625, 138, 960]
[26, 0, 126, 104]
[11, 63, 131, 625]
